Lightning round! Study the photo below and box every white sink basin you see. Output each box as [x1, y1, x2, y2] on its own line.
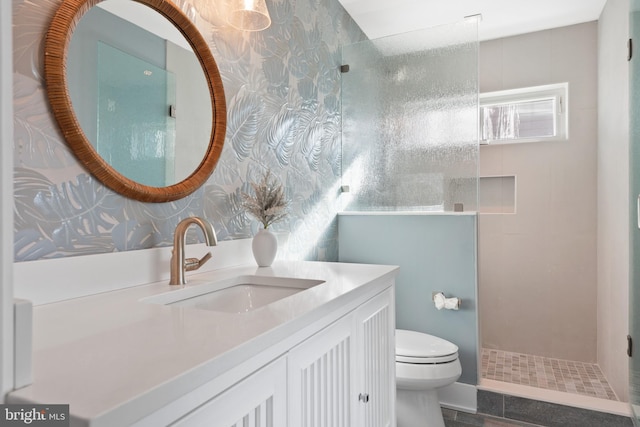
[141, 275, 325, 314]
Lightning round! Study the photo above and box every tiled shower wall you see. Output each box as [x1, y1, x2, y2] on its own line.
[12, 0, 365, 262]
[479, 22, 598, 363]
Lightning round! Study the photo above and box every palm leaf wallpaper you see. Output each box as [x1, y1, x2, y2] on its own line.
[12, 0, 365, 262]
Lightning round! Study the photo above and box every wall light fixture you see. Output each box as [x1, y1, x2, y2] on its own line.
[226, 0, 271, 31]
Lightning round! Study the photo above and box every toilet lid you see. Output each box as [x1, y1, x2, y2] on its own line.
[396, 329, 458, 360]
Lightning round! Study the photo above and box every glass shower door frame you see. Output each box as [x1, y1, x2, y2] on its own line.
[630, 2, 640, 424]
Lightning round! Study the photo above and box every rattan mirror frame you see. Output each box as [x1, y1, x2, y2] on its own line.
[44, 0, 226, 202]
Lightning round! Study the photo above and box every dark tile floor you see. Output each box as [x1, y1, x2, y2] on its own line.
[444, 408, 544, 427]
[445, 390, 635, 427]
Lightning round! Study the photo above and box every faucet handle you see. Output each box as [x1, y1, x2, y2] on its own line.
[184, 252, 212, 272]
[198, 252, 213, 268]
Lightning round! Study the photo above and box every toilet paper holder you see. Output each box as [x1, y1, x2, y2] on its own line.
[432, 292, 461, 310]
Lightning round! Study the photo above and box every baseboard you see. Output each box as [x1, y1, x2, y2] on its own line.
[438, 381, 477, 414]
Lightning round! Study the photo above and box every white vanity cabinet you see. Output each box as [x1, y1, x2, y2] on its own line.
[170, 287, 395, 427]
[10, 260, 399, 427]
[288, 287, 395, 427]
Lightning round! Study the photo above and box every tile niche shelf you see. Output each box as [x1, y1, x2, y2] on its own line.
[479, 175, 516, 214]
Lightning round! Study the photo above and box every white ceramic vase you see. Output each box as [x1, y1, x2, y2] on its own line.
[252, 228, 278, 267]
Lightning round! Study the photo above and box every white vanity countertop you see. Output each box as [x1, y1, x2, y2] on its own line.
[8, 260, 398, 427]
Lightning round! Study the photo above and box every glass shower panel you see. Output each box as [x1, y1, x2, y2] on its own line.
[630, 2, 640, 423]
[341, 20, 479, 212]
[97, 42, 176, 188]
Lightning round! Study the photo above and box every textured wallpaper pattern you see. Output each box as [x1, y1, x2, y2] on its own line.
[12, 0, 365, 262]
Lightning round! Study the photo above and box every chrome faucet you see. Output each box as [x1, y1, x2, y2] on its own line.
[170, 217, 217, 285]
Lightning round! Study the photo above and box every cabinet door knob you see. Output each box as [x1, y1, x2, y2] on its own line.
[358, 393, 370, 403]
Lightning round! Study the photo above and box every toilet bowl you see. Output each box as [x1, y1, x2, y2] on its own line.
[396, 329, 462, 427]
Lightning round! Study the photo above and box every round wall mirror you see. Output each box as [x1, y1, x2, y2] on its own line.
[44, 0, 226, 202]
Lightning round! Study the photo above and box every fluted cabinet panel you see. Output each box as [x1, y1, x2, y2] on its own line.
[230, 397, 272, 427]
[289, 286, 396, 427]
[355, 288, 395, 427]
[173, 358, 286, 427]
[289, 315, 353, 427]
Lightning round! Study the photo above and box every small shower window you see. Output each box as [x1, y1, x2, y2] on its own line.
[480, 83, 568, 145]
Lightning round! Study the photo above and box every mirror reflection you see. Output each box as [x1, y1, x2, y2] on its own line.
[66, 0, 212, 187]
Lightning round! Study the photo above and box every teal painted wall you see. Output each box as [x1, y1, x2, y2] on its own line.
[338, 213, 478, 385]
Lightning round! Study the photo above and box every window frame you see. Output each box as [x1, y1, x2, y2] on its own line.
[479, 83, 569, 145]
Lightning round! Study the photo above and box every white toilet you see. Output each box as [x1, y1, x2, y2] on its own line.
[395, 329, 462, 427]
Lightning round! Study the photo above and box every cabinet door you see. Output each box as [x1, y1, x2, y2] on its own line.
[353, 288, 396, 427]
[172, 357, 287, 427]
[288, 314, 354, 427]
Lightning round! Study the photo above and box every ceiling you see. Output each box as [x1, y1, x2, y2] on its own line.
[337, 0, 608, 41]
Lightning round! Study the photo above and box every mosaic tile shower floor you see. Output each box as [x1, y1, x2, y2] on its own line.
[481, 348, 618, 401]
